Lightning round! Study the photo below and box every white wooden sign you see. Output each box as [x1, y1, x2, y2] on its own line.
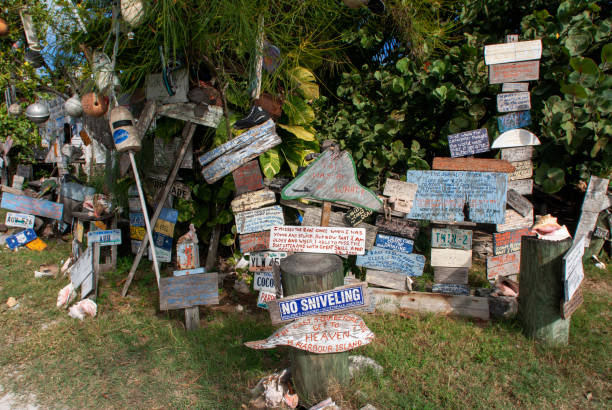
[484, 39, 542, 65]
[502, 82, 529, 92]
[497, 92, 531, 112]
[492, 129, 541, 148]
[430, 248, 472, 268]
[563, 236, 585, 302]
[70, 246, 93, 288]
[383, 178, 417, 213]
[234, 205, 284, 234]
[5, 212, 35, 229]
[269, 225, 366, 255]
[508, 160, 533, 180]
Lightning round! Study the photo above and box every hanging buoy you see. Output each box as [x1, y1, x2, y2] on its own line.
[64, 94, 83, 117]
[8, 103, 22, 116]
[25, 102, 50, 124]
[81, 93, 108, 117]
[121, 0, 146, 27]
[0, 17, 9, 37]
[109, 106, 141, 152]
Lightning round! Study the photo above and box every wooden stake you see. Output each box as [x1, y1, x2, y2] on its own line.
[185, 306, 200, 331]
[320, 201, 331, 227]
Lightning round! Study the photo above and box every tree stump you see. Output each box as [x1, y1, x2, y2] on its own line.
[281, 253, 348, 404]
[519, 236, 572, 346]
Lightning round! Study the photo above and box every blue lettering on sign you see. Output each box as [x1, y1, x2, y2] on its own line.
[113, 129, 129, 144]
[278, 287, 365, 321]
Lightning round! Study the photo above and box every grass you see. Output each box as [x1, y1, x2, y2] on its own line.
[0, 226, 610, 409]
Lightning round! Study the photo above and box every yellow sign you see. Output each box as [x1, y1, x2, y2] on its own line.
[130, 226, 145, 240]
[154, 219, 175, 237]
[26, 238, 47, 251]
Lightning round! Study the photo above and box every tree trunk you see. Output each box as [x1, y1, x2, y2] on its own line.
[519, 236, 572, 346]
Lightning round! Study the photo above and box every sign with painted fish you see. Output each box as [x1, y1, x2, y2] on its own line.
[356, 246, 425, 276]
[235, 205, 284, 234]
[447, 128, 490, 157]
[498, 111, 531, 133]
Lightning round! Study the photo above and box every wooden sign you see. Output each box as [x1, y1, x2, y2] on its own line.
[580, 175, 609, 213]
[157, 103, 223, 128]
[159, 273, 219, 310]
[253, 271, 278, 293]
[5, 228, 37, 249]
[563, 236, 585, 302]
[508, 178, 533, 195]
[170, 182, 192, 200]
[173, 267, 206, 276]
[5, 212, 34, 229]
[267, 283, 368, 324]
[431, 227, 472, 250]
[269, 225, 366, 255]
[498, 111, 531, 133]
[430, 248, 472, 268]
[506, 189, 533, 216]
[432, 157, 515, 173]
[486, 251, 520, 280]
[234, 205, 284, 234]
[434, 267, 468, 285]
[502, 82, 529, 92]
[249, 251, 289, 272]
[496, 208, 533, 232]
[71, 246, 93, 288]
[508, 160, 533, 181]
[177, 242, 199, 269]
[447, 128, 490, 157]
[1, 192, 63, 220]
[87, 229, 122, 246]
[245, 313, 374, 353]
[200, 120, 281, 184]
[489, 60, 539, 84]
[375, 234, 414, 253]
[366, 269, 411, 291]
[383, 178, 417, 213]
[492, 129, 540, 148]
[344, 207, 373, 226]
[404, 171, 508, 224]
[484, 39, 542, 65]
[356, 246, 425, 276]
[302, 207, 377, 249]
[281, 149, 383, 212]
[493, 228, 533, 255]
[257, 290, 276, 309]
[81, 271, 94, 299]
[561, 287, 583, 319]
[239, 231, 270, 253]
[432, 283, 470, 296]
[232, 160, 264, 195]
[231, 189, 276, 213]
[497, 92, 531, 112]
[501, 146, 534, 162]
[375, 215, 419, 239]
[145, 68, 189, 104]
[153, 137, 193, 169]
[11, 175, 24, 189]
[16, 164, 33, 179]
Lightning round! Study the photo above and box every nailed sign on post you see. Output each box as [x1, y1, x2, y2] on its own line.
[502, 82, 529, 92]
[506, 189, 533, 216]
[232, 160, 264, 195]
[489, 60, 539, 84]
[5, 212, 35, 229]
[302, 207, 377, 249]
[501, 146, 534, 162]
[159, 273, 219, 310]
[356, 246, 425, 276]
[431, 227, 472, 250]
[1, 192, 63, 220]
[497, 208, 534, 233]
[235, 205, 284, 234]
[493, 228, 534, 255]
[447, 128, 490, 157]
[269, 225, 366, 255]
[508, 160, 533, 181]
[240, 231, 270, 253]
[508, 178, 533, 195]
[497, 92, 531, 112]
[344, 207, 373, 227]
[498, 111, 531, 133]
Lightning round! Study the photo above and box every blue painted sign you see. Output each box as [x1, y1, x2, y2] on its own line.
[173, 267, 206, 277]
[375, 234, 414, 253]
[1, 192, 63, 220]
[5, 228, 37, 249]
[447, 128, 490, 157]
[432, 283, 470, 296]
[356, 246, 425, 276]
[404, 170, 508, 224]
[159, 273, 219, 310]
[497, 111, 531, 133]
[87, 229, 122, 246]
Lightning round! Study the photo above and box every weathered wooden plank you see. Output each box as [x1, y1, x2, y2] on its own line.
[501, 146, 534, 162]
[383, 178, 417, 213]
[561, 286, 583, 319]
[484, 39, 542, 65]
[489, 60, 539, 84]
[230, 189, 276, 213]
[264, 177, 291, 193]
[302, 207, 377, 249]
[269, 225, 366, 255]
[147, 176, 192, 200]
[507, 178, 533, 195]
[87, 229, 122, 246]
[492, 129, 540, 148]
[146, 69, 189, 104]
[580, 175, 610, 213]
[431, 227, 472, 250]
[404, 171, 508, 224]
[356, 246, 425, 276]
[0, 185, 25, 196]
[267, 283, 369, 325]
[282, 149, 383, 212]
[486, 251, 520, 280]
[239, 231, 271, 253]
[154, 137, 193, 169]
[502, 82, 529, 92]
[371, 288, 489, 320]
[157, 102, 223, 128]
[5, 212, 34, 229]
[496, 208, 533, 232]
[1, 192, 63, 220]
[432, 283, 470, 296]
[447, 128, 490, 157]
[508, 160, 533, 181]
[432, 157, 515, 173]
[506, 189, 533, 216]
[434, 267, 469, 285]
[234, 205, 284, 234]
[173, 267, 206, 276]
[375, 234, 414, 253]
[497, 92, 531, 112]
[375, 215, 420, 239]
[249, 251, 289, 272]
[430, 248, 472, 268]
[232, 160, 264, 195]
[60, 182, 96, 202]
[574, 211, 599, 247]
[366, 269, 410, 291]
[344, 207, 373, 226]
[71, 246, 94, 288]
[498, 111, 531, 133]
[493, 227, 534, 255]
[563, 236, 585, 302]
[159, 273, 219, 310]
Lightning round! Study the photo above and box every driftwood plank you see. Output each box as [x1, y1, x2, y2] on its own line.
[383, 178, 417, 213]
[302, 207, 377, 249]
[269, 225, 366, 255]
[496, 208, 533, 233]
[159, 273, 219, 310]
[366, 269, 410, 291]
[239, 231, 271, 253]
[234, 205, 284, 234]
[432, 283, 470, 296]
[506, 189, 533, 216]
[375, 215, 419, 239]
[375, 234, 414, 253]
[0, 192, 63, 220]
[157, 102, 223, 128]
[230, 189, 276, 213]
[507, 178, 533, 195]
[432, 157, 515, 173]
[344, 207, 373, 226]
[484, 39, 542, 65]
[489, 60, 539, 84]
[486, 251, 520, 280]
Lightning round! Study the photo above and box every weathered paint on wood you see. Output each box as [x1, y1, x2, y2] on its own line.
[498, 111, 531, 133]
[234, 205, 284, 234]
[383, 178, 417, 213]
[574, 211, 599, 248]
[433, 267, 469, 285]
[432, 283, 470, 296]
[501, 146, 534, 162]
[159, 273, 219, 310]
[269, 225, 366, 255]
[506, 189, 533, 216]
[170, 182, 191, 200]
[5, 212, 34, 229]
[375, 215, 420, 239]
[231, 189, 276, 213]
[484, 39, 542, 65]
[493, 227, 534, 255]
[366, 269, 410, 291]
[267, 283, 368, 324]
[239, 231, 270, 253]
[486, 251, 520, 280]
[173, 267, 206, 276]
[356, 246, 426, 276]
[375, 234, 414, 253]
[561, 286, 583, 319]
[447, 128, 490, 157]
[489, 60, 539, 84]
[1, 192, 63, 220]
[87, 229, 122, 246]
[232, 160, 264, 195]
[153, 137, 193, 169]
[81, 272, 94, 299]
[431, 227, 472, 250]
[302, 207, 377, 249]
[249, 251, 289, 272]
[432, 157, 515, 173]
[497, 92, 531, 112]
[60, 182, 96, 202]
[257, 290, 276, 309]
[344, 207, 373, 227]
[253, 271, 278, 293]
[492, 129, 540, 148]
[177, 242, 199, 269]
[157, 103, 223, 128]
[580, 175, 610, 213]
[145, 69, 189, 104]
[563, 236, 585, 302]
[507, 178, 533, 195]
[71, 246, 94, 288]
[245, 313, 374, 353]
[404, 171, 508, 224]
[430, 248, 472, 268]
[508, 160, 533, 181]
[5, 228, 37, 249]
[496, 208, 534, 233]
[502, 82, 529, 92]
[264, 177, 291, 192]
[281, 149, 383, 212]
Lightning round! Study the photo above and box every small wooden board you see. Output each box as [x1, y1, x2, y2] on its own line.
[234, 205, 284, 234]
[484, 39, 542, 65]
[375, 215, 419, 239]
[232, 160, 264, 195]
[302, 207, 377, 249]
[506, 189, 533, 216]
[432, 283, 470, 296]
[431, 227, 472, 250]
[344, 207, 373, 226]
[501, 146, 534, 162]
[493, 227, 534, 255]
[496, 208, 533, 233]
[508, 160, 533, 181]
[240, 231, 271, 253]
[434, 267, 469, 285]
[497, 92, 531, 113]
[498, 111, 531, 133]
[157, 102, 223, 128]
[489, 60, 539, 84]
[561, 286, 583, 319]
[269, 225, 367, 255]
[430, 248, 472, 268]
[159, 273, 219, 310]
[486, 251, 520, 280]
[492, 129, 540, 148]
[375, 233, 414, 253]
[356, 246, 425, 276]
[366, 269, 411, 291]
[502, 82, 529, 92]
[447, 128, 490, 157]
[383, 178, 417, 213]
[508, 178, 533, 195]
[432, 157, 515, 173]
[231, 189, 276, 213]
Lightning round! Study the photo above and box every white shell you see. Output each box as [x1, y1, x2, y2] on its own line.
[121, 0, 146, 27]
[64, 94, 83, 117]
[491, 129, 541, 149]
[25, 102, 49, 124]
[8, 103, 22, 116]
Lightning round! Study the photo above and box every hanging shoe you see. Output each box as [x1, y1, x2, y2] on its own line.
[367, 0, 385, 14]
[234, 105, 271, 129]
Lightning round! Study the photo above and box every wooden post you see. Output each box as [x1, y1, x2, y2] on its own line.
[281, 253, 348, 404]
[320, 201, 331, 227]
[185, 306, 200, 330]
[519, 236, 572, 345]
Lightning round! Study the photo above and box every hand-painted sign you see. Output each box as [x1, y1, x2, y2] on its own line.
[87, 229, 122, 246]
[267, 283, 368, 324]
[356, 246, 425, 276]
[484, 39, 542, 65]
[501, 146, 534, 162]
[404, 171, 508, 224]
[344, 207, 373, 227]
[447, 128, 490, 157]
[232, 160, 264, 195]
[245, 313, 374, 353]
[434, 267, 469, 285]
[497, 92, 531, 113]
[240, 231, 270, 253]
[249, 251, 289, 272]
[71, 246, 93, 288]
[159, 273, 219, 310]
[508, 178, 533, 195]
[269, 225, 366, 255]
[383, 179, 418, 213]
[257, 290, 276, 309]
[563, 236, 585, 302]
[508, 160, 533, 181]
[496, 208, 533, 233]
[430, 248, 472, 268]
[177, 241, 199, 270]
[502, 82, 529, 92]
[493, 227, 534, 255]
[432, 157, 515, 173]
[235, 205, 284, 234]
[5, 212, 35, 229]
[432, 283, 470, 296]
[253, 271, 278, 293]
[506, 189, 533, 216]
[60, 182, 96, 202]
[5, 228, 37, 249]
[489, 60, 539, 84]
[1, 192, 63, 220]
[375, 234, 413, 253]
[431, 227, 472, 250]
[148, 176, 193, 200]
[561, 286, 583, 319]
[492, 129, 540, 148]
[375, 215, 419, 239]
[498, 111, 531, 133]
[366, 269, 411, 291]
[486, 251, 520, 280]
[574, 176, 609, 246]
[302, 207, 377, 249]
[149, 208, 178, 263]
[231, 189, 276, 213]
[173, 267, 206, 277]
[281, 149, 383, 212]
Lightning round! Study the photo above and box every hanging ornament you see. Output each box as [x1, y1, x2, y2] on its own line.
[0, 17, 9, 37]
[81, 93, 109, 118]
[25, 101, 50, 124]
[24, 48, 44, 68]
[109, 106, 141, 152]
[64, 94, 83, 117]
[127, 31, 135, 40]
[8, 103, 22, 116]
[121, 0, 146, 28]
[93, 52, 119, 93]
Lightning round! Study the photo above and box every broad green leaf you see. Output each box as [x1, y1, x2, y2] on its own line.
[220, 234, 234, 247]
[259, 147, 282, 178]
[565, 33, 591, 56]
[561, 83, 588, 99]
[396, 58, 410, 75]
[284, 95, 315, 125]
[536, 165, 565, 193]
[278, 123, 315, 141]
[469, 104, 486, 120]
[289, 67, 319, 100]
[602, 43, 612, 64]
[570, 57, 599, 76]
[591, 137, 607, 157]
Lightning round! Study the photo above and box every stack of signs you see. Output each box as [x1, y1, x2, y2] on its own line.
[430, 227, 472, 295]
[148, 208, 178, 263]
[574, 176, 610, 247]
[128, 186, 146, 255]
[249, 251, 288, 309]
[487, 227, 534, 282]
